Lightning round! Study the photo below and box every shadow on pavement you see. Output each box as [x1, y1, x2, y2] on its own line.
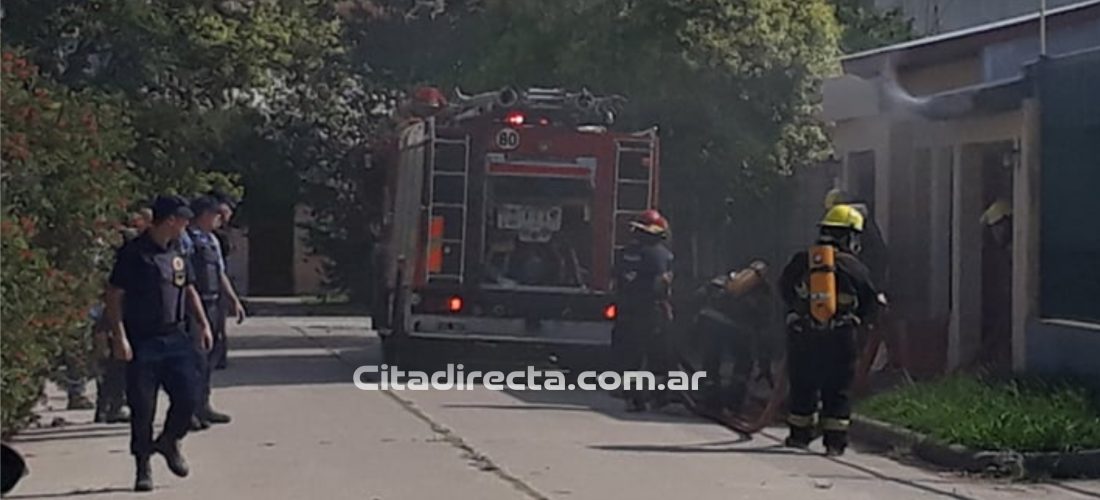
[10, 429, 129, 444]
[6, 487, 132, 499]
[399, 339, 716, 425]
[212, 351, 370, 388]
[227, 334, 373, 352]
[440, 403, 599, 413]
[590, 440, 824, 456]
[242, 297, 369, 318]
[825, 457, 981, 500]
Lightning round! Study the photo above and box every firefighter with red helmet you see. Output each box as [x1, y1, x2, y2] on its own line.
[613, 209, 674, 412]
[777, 204, 882, 455]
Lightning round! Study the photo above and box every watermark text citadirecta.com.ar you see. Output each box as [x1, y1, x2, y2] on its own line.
[353, 364, 706, 391]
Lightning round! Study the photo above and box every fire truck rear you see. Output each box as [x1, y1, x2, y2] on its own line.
[376, 87, 660, 364]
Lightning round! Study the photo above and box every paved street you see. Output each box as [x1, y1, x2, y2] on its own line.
[9, 316, 1100, 500]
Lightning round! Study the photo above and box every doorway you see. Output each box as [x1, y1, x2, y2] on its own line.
[977, 140, 1016, 370]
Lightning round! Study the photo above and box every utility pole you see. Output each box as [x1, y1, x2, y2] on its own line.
[1040, 0, 1048, 56]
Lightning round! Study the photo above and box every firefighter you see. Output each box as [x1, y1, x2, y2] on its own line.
[778, 204, 881, 456]
[613, 209, 674, 412]
[823, 189, 888, 287]
[694, 260, 777, 414]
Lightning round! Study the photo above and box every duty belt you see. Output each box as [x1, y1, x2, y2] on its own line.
[788, 313, 860, 332]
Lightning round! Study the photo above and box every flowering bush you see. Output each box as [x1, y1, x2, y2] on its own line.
[1, 50, 136, 434]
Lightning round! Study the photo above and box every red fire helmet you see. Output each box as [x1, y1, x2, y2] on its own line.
[629, 209, 669, 238]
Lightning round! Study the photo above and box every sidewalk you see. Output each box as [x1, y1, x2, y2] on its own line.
[6, 316, 1100, 499]
[4, 317, 521, 499]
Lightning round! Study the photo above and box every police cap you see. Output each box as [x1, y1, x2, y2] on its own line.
[152, 195, 194, 222]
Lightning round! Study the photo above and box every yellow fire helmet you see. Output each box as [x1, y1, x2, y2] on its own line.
[823, 188, 846, 209]
[819, 204, 865, 232]
[980, 200, 1012, 227]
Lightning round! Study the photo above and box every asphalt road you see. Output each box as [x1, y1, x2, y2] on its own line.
[8, 316, 1100, 499]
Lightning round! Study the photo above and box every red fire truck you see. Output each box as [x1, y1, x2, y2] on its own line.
[376, 86, 660, 363]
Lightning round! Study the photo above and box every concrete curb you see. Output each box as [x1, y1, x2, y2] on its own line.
[850, 415, 1100, 479]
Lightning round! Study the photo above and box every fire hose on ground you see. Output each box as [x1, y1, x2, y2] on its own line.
[672, 314, 904, 435]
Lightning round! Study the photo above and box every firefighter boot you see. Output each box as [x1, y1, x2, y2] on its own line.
[823, 430, 848, 456]
[134, 456, 153, 492]
[784, 425, 814, 449]
[784, 413, 816, 449]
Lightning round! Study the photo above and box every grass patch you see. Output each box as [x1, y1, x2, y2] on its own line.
[858, 375, 1100, 452]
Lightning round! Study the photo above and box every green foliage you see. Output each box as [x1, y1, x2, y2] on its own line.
[829, 0, 915, 54]
[859, 376, 1100, 452]
[1, 50, 137, 433]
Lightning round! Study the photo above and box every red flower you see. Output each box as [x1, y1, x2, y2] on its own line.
[2, 52, 13, 62]
[19, 248, 35, 261]
[89, 158, 102, 171]
[19, 217, 35, 235]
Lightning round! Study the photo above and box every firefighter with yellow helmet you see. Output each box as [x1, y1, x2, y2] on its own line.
[777, 204, 882, 455]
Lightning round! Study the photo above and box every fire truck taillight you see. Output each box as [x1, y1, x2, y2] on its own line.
[504, 111, 525, 126]
[448, 296, 464, 313]
[603, 304, 617, 320]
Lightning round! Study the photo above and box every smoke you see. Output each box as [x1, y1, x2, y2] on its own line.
[875, 55, 976, 121]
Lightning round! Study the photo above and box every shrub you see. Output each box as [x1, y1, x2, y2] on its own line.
[1, 49, 136, 434]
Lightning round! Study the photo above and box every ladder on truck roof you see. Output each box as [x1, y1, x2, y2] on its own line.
[425, 121, 471, 285]
[613, 134, 658, 251]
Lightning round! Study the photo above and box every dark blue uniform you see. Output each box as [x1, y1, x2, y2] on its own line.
[108, 232, 200, 458]
[613, 239, 674, 406]
[183, 227, 226, 415]
[778, 247, 880, 451]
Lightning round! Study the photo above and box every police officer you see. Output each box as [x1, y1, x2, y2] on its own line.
[181, 196, 240, 429]
[207, 189, 244, 369]
[92, 208, 154, 422]
[613, 209, 674, 412]
[778, 204, 881, 456]
[105, 195, 213, 491]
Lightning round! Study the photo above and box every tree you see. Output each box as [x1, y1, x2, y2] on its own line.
[1, 51, 137, 433]
[427, 0, 840, 280]
[830, 0, 915, 54]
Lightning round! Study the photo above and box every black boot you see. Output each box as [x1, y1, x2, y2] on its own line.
[784, 425, 814, 449]
[823, 430, 847, 456]
[153, 437, 190, 478]
[134, 456, 153, 492]
[197, 405, 231, 424]
[104, 406, 130, 424]
[190, 415, 210, 431]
